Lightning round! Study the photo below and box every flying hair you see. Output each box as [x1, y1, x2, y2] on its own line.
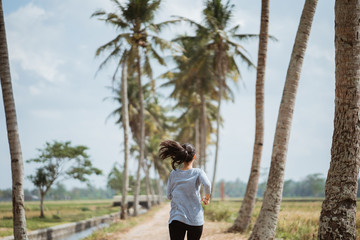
[159, 140, 195, 170]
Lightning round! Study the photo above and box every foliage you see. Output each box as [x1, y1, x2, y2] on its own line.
[107, 163, 159, 195]
[27, 141, 102, 190]
[203, 201, 233, 222]
[26, 141, 102, 216]
[212, 173, 328, 198]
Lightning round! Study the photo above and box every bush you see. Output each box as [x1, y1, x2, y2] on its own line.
[204, 202, 233, 222]
[52, 214, 61, 219]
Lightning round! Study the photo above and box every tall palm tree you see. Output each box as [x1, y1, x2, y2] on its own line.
[174, 0, 255, 191]
[228, 0, 269, 232]
[249, 0, 318, 239]
[0, 1, 28, 239]
[160, 37, 218, 169]
[318, 1, 360, 239]
[92, 0, 175, 216]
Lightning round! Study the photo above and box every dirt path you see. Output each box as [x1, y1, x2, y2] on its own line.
[113, 203, 246, 240]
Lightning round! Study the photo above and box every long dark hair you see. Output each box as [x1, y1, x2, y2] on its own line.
[159, 140, 196, 170]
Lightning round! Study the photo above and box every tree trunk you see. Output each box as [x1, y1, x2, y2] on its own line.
[134, 51, 145, 216]
[194, 119, 200, 168]
[318, 1, 360, 239]
[249, 0, 318, 239]
[149, 167, 155, 205]
[120, 57, 130, 220]
[211, 58, 224, 198]
[228, 0, 269, 232]
[200, 89, 207, 171]
[144, 163, 152, 209]
[40, 193, 45, 218]
[0, 1, 28, 239]
[156, 175, 163, 204]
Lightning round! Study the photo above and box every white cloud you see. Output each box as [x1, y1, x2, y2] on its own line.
[6, 3, 66, 83]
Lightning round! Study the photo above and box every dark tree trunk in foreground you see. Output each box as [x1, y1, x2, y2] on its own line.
[318, 1, 360, 239]
[229, 0, 269, 232]
[0, 0, 28, 239]
[249, 0, 318, 239]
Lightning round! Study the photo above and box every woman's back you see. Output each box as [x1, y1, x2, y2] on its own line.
[167, 168, 211, 226]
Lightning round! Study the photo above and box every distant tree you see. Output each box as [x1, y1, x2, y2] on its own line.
[27, 141, 102, 217]
[107, 163, 136, 195]
[0, 0, 28, 238]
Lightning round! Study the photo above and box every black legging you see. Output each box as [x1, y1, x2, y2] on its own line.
[169, 220, 203, 240]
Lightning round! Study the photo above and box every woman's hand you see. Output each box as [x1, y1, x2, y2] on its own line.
[202, 194, 210, 205]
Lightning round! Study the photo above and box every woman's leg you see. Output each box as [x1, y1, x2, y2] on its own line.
[169, 220, 186, 240]
[186, 225, 203, 240]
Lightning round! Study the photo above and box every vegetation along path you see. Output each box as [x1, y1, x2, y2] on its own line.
[112, 203, 245, 240]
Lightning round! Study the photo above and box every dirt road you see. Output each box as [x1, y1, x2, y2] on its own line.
[114, 203, 245, 240]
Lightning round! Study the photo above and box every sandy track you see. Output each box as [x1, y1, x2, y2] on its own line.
[113, 203, 246, 240]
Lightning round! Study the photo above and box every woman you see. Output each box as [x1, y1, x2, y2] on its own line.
[159, 140, 211, 240]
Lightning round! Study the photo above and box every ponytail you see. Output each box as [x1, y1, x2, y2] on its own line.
[159, 140, 196, 170]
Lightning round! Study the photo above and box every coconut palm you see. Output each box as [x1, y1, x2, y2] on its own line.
[92, 0, 176, 216]
[173, 0, 255, 193]
[108, 76, 171, 208]
[228, 0, 269, 232]
[318, 1, 360, 239]
[0, 1, 28, 239]
[249, 0, 318, 238]
[160, 37, 219, 170]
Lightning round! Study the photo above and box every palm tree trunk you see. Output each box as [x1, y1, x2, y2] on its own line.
[149, 167, 155, 205]
[120, 57, 130, 220]
[200, 88, 207, 171]
[134, 52, 145, 216]
[194, 119, 200, 168]
[156, 176, 162, 204]
[0, 1, 28, 238]
[318, 1, 360, 239]
[249, 0, 318, 239]
[40, 192, 45, 218]
[144, 163, 152, 209]
[228, 0, 269, 232]
[211, 68, 223, 197]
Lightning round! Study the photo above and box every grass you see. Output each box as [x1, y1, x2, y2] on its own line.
[0, 200, 119, 237]
[82, 204, 165, 240]
[204, 200, 360, 240]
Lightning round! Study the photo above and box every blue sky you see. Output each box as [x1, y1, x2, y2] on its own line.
[0, 0, 335, 190]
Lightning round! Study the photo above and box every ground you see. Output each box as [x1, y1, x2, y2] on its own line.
[109, 203, 246, 240]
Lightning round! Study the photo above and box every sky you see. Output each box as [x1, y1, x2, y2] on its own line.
[0, 0, 335, 190]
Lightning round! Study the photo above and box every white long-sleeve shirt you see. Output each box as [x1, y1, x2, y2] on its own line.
[167, 168, 211, 226]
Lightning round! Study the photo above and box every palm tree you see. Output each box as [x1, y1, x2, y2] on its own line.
[318, 1, 360, 239]
[0, 1, 28, 239]
[174, 0, 255, 191]
[249, 0, 318, 239]
[228, 0, 269, 232]
[160, 37, 218, 169]
[92, 0, 175, 216]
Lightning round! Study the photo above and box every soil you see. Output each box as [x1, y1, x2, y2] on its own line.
[112, 203, 246, 240]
